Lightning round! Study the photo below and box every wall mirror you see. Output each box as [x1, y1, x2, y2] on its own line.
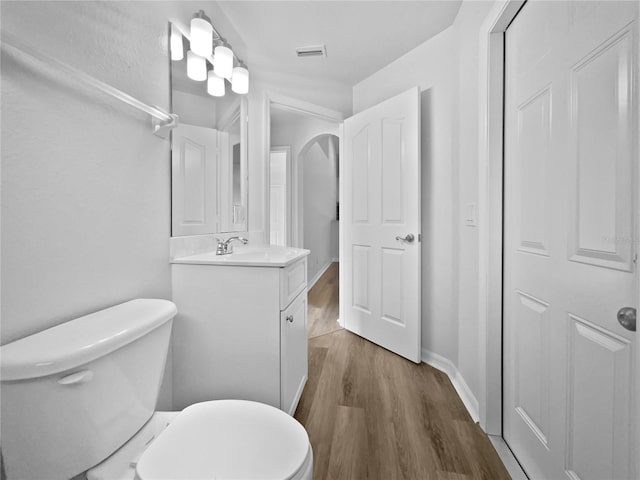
[170, 20, 248, 237]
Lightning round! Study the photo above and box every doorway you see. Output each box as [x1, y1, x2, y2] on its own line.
[266, 94, 343, 338]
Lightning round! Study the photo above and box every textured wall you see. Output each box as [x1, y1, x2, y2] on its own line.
[0, 1, 244, 411]
[2, 1, 174, 344]
[302, 137, 339, 284]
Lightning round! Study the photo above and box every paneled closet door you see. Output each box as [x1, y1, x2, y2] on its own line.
[504, 2, 638, 479]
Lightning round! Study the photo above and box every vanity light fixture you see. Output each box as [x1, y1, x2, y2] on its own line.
[207, 70, 225, 97]
[186, 50, 207, 81]
[170, 24, 184, 61]
[171, 11, 250, 95]
[231, 62, 249, 95]
[190, 11, 213, 58]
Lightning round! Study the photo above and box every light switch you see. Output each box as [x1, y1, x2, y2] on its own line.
[464, 203, 477, 227]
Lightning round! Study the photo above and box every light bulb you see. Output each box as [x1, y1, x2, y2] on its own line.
[170, 25, 184, 61]
[186, 51, 207, 81]
[207, 71, 225, 97]
[231, 65, 249, 94]
[214, 43, 234, 80]
[190, 12, 213, 58]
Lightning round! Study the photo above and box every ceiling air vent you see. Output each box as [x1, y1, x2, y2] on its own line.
[296, 45, 327, 58]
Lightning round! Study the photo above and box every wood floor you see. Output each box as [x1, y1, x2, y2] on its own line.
[296, 265, 510, 480]
[307, 262, 342, 338]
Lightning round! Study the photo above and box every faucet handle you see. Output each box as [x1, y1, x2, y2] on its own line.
[214, 237, 226, 255]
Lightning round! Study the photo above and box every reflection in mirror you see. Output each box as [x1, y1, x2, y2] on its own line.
[169, 20, 247, 237]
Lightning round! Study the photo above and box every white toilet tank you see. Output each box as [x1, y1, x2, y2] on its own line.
[0, 299, 177, 480]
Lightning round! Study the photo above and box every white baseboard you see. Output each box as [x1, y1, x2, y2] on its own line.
[421, 348, 480, 423]
[308, 261, 333, 290]
[331, 257, 339, 263]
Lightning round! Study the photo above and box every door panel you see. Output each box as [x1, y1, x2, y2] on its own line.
[514, 291, 550, 450]
[568, 29, 634, 271]
[567, 315, 632, 480]
[343, 87, 421, 363]
[381, 247, 404, 326]
[381, 119, 405, 223]
[516, 86, 552, 257]
[504, 2, 638, 479]
[171, 124, 218, 236]
[352, 126, 371, 223]
[352, 244, 371, 313]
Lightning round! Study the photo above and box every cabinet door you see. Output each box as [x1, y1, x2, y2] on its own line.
[280, 291, 308, 415]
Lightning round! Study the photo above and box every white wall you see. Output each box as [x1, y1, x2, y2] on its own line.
[353, 26, 460, 368]
[1, 0, 172, 341]
[302, 137, 339, 284]
[0, 0, 245, 410]
[452, 0, 497, 404]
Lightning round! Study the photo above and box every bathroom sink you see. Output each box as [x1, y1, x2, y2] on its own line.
[171, 246, 310, 267]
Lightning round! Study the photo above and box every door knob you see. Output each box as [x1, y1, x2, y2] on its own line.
[395, 233, 415, 243]
[286, 315, 294, 323]
[617, 307, 636, 332]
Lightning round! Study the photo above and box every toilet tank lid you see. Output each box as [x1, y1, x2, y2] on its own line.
[1, 299, 177, 381]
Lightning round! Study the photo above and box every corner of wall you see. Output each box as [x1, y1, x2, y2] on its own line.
[421, 348, 480, 424]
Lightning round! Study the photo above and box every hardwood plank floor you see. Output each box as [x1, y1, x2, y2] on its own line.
[307, 262, 342, 339]
[296, 265, 510, 480]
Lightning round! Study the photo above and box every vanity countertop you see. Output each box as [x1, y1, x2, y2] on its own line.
[171, 246, 310, 267]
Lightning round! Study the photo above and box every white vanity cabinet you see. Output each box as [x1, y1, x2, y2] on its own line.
[171, 251, 308, 416]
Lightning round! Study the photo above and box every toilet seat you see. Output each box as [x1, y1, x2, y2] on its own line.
[135, 400, 312, 480]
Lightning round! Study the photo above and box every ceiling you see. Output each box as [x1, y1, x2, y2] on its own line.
[216, 1, 462, 91]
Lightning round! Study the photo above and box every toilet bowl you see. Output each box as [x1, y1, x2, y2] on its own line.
[0, 299, 312, 480]
[88, 400, 313, 480]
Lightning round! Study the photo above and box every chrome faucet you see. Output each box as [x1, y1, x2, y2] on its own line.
[215, 236, 248, 255]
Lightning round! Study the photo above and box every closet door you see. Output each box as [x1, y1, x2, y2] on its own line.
[503, 2, 638, 478]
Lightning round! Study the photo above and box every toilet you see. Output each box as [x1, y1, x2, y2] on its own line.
[0, 299, 313, 480]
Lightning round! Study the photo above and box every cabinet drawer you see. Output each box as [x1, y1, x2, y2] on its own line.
[279, 258, 307, 309]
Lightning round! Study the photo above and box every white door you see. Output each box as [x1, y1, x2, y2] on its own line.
[504, 2, 638, 479]
[342, 87, 421, 363]
[270, 148, 289, 246]
[171, 124, 218, 236]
